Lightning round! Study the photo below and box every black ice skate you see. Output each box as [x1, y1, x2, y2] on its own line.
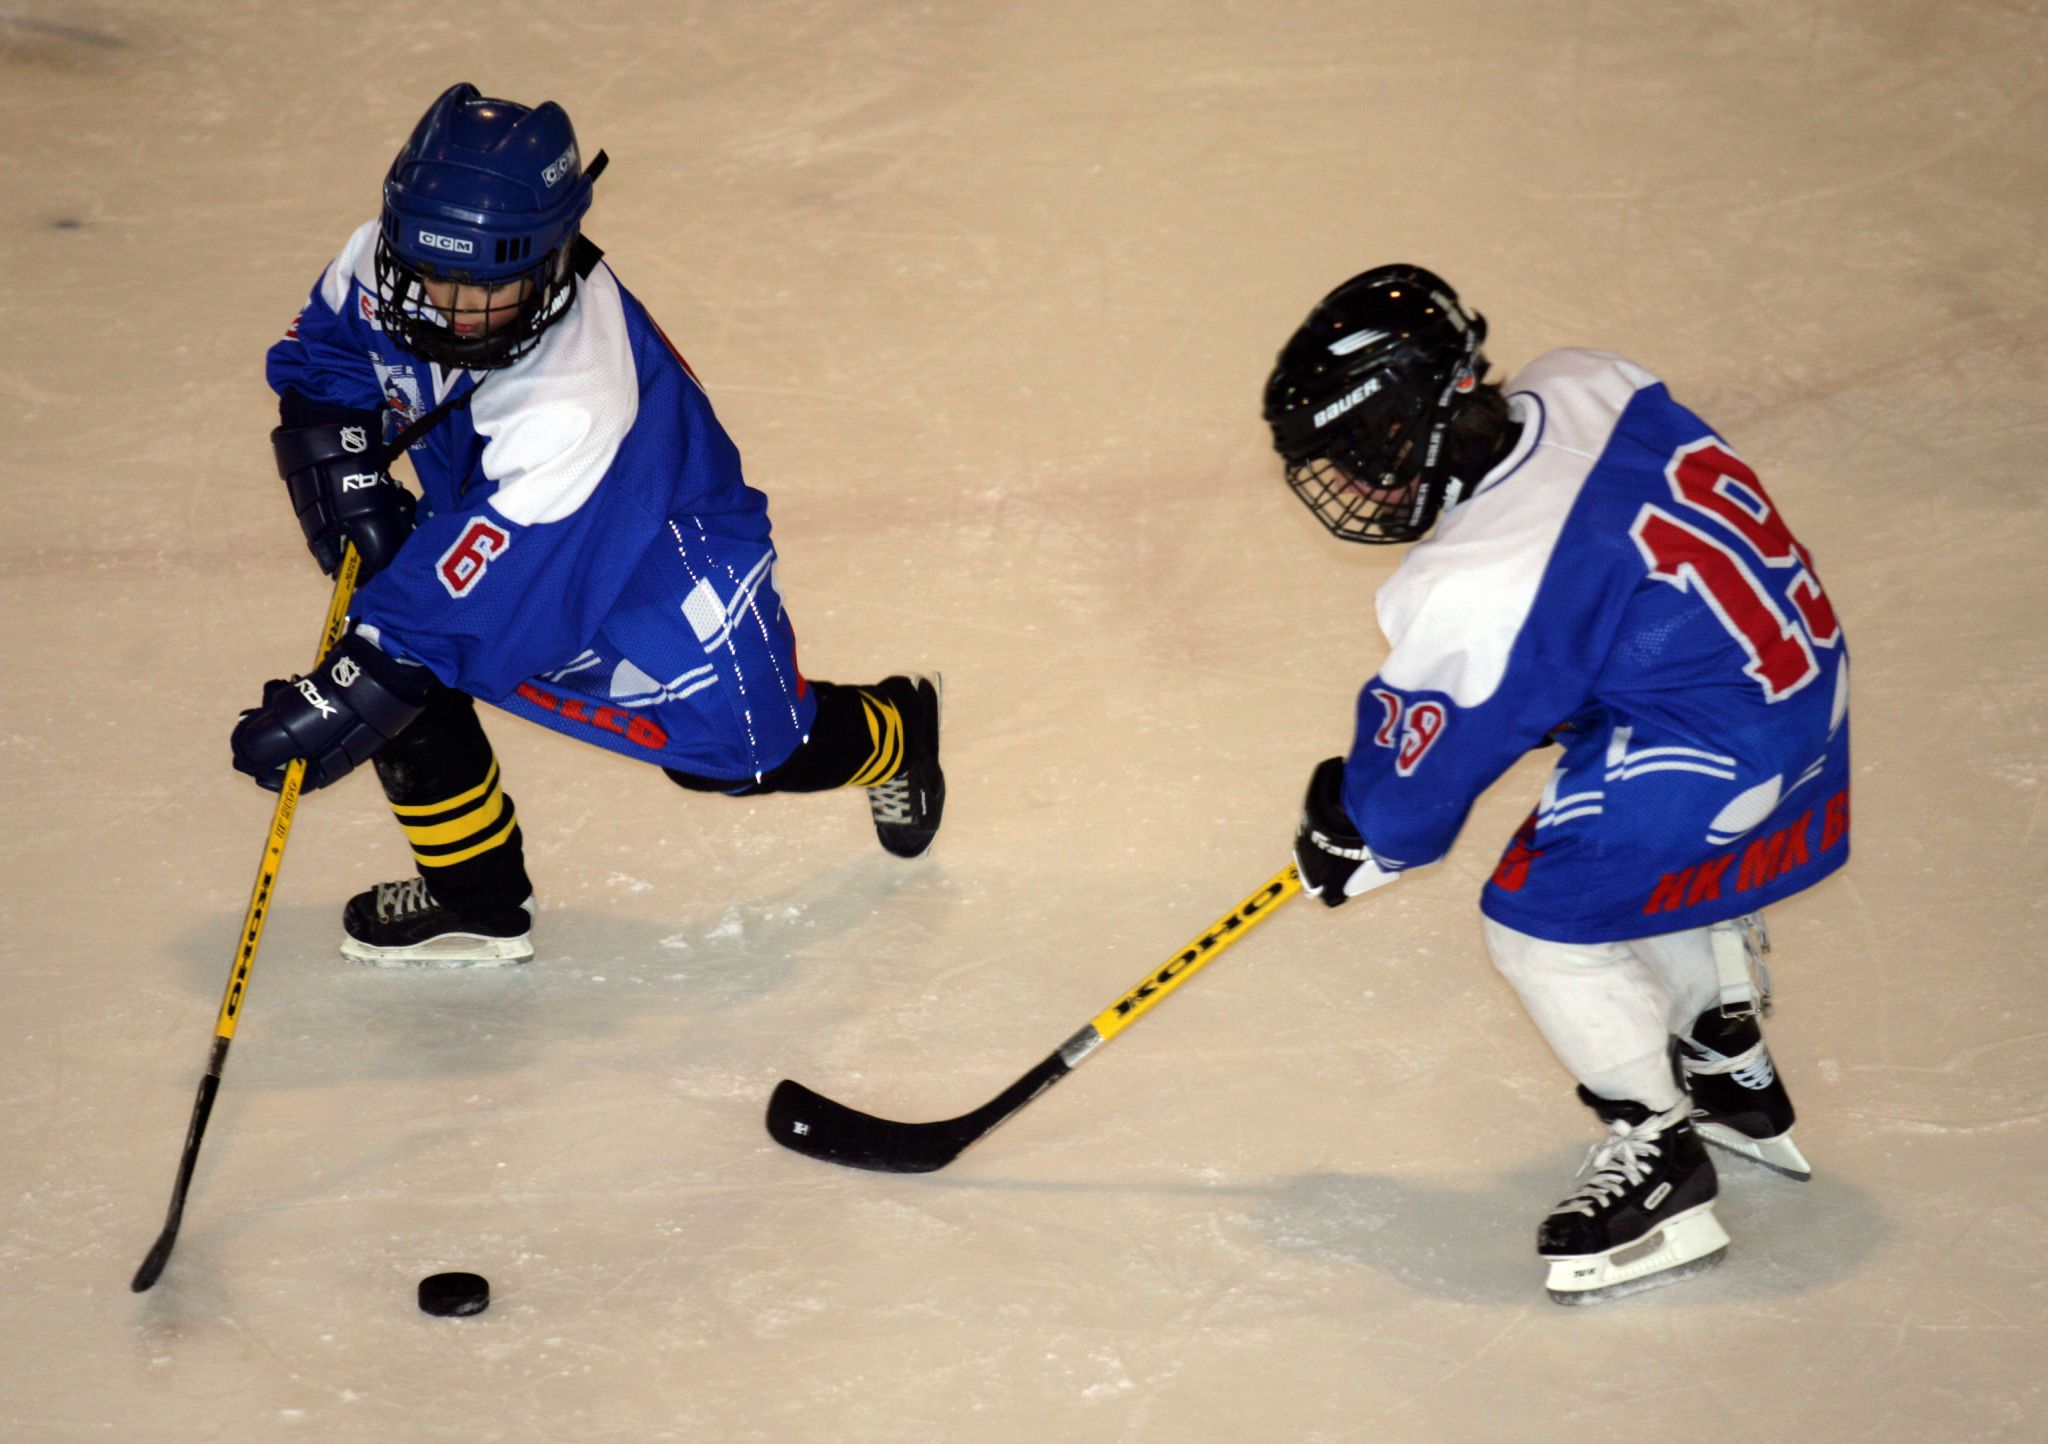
[864, 674, 944, 859]
[340, 876, 534, 968]
[1538, 1089, 1729, 1306]
[1678, 1008, 1811, 1180]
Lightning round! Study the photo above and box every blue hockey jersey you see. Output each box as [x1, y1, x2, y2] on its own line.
[267, 221, 814, 781]
[1341, 350, 1850, 944]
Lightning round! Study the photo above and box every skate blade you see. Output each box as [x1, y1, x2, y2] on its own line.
[340, 935, 534, 969]
[1697, 1121, 1812, 1180]
[1543, 1206, 1731, 1306]
[1546, 1247, 1726, 1306]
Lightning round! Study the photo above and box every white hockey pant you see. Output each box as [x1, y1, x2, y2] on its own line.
[1481, 916, 1766, 1111]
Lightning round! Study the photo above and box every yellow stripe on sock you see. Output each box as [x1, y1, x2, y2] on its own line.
[400, 785, 509, 849]
[414, 810, 520, 868]
[388, 761, 501, 818]
[846, 693, 905, 788]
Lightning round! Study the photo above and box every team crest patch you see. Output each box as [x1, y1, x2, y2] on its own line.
[372, 358, 426, 428]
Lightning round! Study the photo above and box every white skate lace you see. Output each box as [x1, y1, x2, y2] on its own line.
[1681, 1038, 1776, 1090]
[373, 876, 436, 922]
[1554, 1104, 1689, 1218]
[869, 775, 914, 826]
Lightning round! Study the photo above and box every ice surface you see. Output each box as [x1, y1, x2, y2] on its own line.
[3, 2, 2044, 1440]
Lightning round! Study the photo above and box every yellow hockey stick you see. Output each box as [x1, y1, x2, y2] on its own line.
[132, 546, 360, 1291]
[767, 863, 1302, 1171]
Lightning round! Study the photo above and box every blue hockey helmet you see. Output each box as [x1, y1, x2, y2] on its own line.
[375, 83, 606, 369]
[1262, 265, 1489, 543]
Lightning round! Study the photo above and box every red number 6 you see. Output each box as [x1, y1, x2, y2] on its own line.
[436, 518, 510, 598]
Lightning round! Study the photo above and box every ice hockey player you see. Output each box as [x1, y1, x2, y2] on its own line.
[1265, 266, 1849, 1304]
[229, 84, 943, 966]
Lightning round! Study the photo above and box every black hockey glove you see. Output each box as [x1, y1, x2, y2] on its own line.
[230, 630, 431, 792]
[1293, 756, 1397, 908]
[272, 419, 417, 580]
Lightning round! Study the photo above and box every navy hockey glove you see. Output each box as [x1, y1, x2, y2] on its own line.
[272, 419, 417, 580]
[1293, 756, 1399, 908]
[230, 630, 431, 792]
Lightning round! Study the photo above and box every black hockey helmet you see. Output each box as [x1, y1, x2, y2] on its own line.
[1263, 264, 1489, 544]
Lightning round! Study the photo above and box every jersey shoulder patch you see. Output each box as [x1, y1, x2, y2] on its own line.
[318, 218, 383, 317]
[470, 266, 642, 528]
[1505, 349, 1658, 459]
[1374, 351, 1655, 707]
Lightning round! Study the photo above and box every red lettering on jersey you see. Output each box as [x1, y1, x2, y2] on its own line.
[1639, 440, 1841, 702]
[1821, 789, 1850, 851]
[437, 518, 510, 597]
[1490, 812, 1544, 892]
[1737, 829, 1787, 891]
[1644, 867, 1695, 916]
[1669, 444, 1839, 646]
[1370, 689, 1402, 748]
[1632, 507, 1818, 700]
[1684, 855, 1736, 907]
[1736, 811, 1814, 892]
[1781, 809, 1814, 872]
[1789, 568, 1840, 648]
[1395, 702, 1446, 776]
[1644, 793, 1841, 916]
[1668, 441, 1799, 565]
[515, 682, 671, 751]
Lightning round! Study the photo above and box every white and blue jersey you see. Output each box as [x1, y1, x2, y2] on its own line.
[267, 221, 814, 781]
[1343, 350, 1850, 944]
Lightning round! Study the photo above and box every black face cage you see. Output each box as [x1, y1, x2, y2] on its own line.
[1279, 374, 1448, 544]
[372, 236, 578, 371]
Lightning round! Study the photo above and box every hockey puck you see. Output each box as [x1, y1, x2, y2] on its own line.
[417, 1271, 490, 1317]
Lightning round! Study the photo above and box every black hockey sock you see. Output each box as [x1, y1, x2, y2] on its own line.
[373, 685, 532, 917]
[665, 680, 907, 795]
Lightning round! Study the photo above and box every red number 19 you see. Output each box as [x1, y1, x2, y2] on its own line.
[1630, 440, 1838, 702]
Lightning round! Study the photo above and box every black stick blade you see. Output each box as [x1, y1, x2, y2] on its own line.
[766, 1079, 975, 1173]
[131, 1070, 219, 1292]
[131, 1231, 177, 1293]
[766, 1052, 1071, 1174]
